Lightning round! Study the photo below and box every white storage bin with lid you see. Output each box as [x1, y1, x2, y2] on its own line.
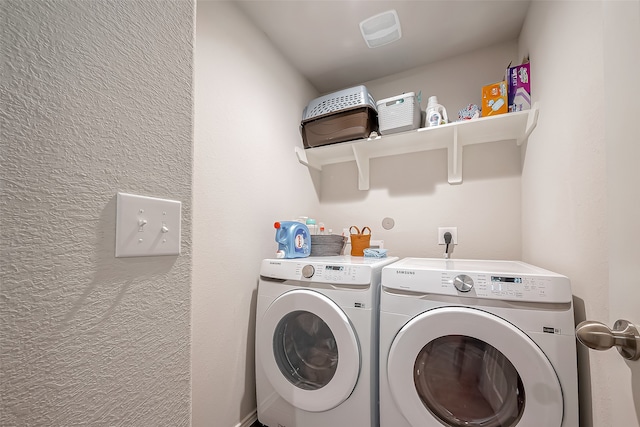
[376, 92, 421, 135]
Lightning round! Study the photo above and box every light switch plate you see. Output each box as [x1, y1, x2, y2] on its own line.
[115, 192, 181, 257]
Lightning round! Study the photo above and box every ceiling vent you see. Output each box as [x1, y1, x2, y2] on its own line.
[359, 9, 402, 48]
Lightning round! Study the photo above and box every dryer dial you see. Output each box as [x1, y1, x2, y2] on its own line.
[302, 265, 315, 278]
[453, 274, 474, 292]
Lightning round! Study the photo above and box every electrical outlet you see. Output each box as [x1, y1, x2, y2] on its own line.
[438, 227, 458, 245]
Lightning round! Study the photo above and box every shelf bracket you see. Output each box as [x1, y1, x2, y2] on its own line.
[352, 145, 370, 190]
[295, 146, 321, 171]
[448, 127, 463, 184]
[517, 103, 539, 146]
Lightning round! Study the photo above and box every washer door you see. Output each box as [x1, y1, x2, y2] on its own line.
[387, 307, 563, 427]
[258, 289, 360, 412]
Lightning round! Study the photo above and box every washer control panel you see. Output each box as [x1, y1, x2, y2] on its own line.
[302, 264, 361, 283]
[260, 258, 403, 285]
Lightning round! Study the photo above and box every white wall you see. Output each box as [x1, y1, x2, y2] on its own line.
[317, 41, 524, 261]
[519, 2, 608, 425]
[520, 1, 640, 425]
[1, 1, 194, 426]
[604, 1, 640, 424]
[192, 2, 319, 426]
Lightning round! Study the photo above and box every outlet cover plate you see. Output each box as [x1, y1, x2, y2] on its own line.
[438, 227, 458, 245]
[115, 192, 181, 257]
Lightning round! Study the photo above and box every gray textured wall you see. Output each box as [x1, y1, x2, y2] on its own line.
[1, 1, 194, 425]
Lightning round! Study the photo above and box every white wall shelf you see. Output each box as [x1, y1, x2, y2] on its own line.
[295, 103, 539, 190]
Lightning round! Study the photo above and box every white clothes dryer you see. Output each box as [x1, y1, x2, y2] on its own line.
[256, 255, 398, 427]
[379, 258, 579, 427]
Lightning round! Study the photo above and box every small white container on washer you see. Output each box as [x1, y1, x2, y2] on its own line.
[376, 92, 421, 135]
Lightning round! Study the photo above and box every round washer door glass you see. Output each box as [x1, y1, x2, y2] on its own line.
[414, 335, 524, 426]
[387, 307, 564, 427]
[258, 289, 360, 412]
[273, 310, 338, 390]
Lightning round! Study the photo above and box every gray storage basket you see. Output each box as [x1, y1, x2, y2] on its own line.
[302, 85, 377, 121]
[310, 235, 348, 256]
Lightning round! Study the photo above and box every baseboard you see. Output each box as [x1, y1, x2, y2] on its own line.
[235, 409, 258, 427]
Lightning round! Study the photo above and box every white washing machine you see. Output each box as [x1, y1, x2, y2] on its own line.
[256, 255, 399, 427]
[379, 258, 579, 427]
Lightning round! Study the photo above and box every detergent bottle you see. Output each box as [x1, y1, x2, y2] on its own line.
[426, 96, 448, 127]
[274, 221, 311, 259]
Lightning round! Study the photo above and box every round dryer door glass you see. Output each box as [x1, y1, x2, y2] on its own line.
[414, 335, 525, 426]
[273, 310, 338, 390]
[387, 307, 563, 426]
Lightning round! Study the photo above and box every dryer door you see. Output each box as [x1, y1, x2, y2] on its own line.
[258, 289, 360, 412]
[387, 307, 563, 427]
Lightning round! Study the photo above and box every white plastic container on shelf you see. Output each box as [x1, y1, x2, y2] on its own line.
[377, 92, 421, 135]
[426, 95, 448, 127]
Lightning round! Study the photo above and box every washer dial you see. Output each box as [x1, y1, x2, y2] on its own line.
[453, 274, 474, 292]
[302, 265, 315, 278]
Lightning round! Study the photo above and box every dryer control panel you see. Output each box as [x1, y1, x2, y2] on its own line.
[381, 258, 573, 303]
[441, 271, 564, 302]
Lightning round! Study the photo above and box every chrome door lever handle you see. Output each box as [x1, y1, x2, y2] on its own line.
[575, 319, 640, 361]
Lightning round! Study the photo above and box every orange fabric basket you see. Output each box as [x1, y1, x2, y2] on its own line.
[349, 226, 371, 256]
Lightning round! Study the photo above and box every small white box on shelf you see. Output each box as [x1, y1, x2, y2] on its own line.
[376, 92, 421, 135]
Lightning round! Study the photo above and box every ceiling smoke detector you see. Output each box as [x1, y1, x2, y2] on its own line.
[359, 9, 402, 48]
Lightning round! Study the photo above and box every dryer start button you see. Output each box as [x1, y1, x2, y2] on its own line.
[453, 274, 474, 292]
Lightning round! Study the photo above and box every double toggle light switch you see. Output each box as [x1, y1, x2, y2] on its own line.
[115, 192, 182, 257]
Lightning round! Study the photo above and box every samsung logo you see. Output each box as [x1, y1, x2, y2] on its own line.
[269, 262, 282, 265]
[396, 270, 416, 275]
